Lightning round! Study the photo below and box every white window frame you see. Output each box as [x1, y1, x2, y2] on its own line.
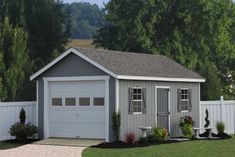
[180, 88, 189, 112]
[132, 87, 143, 114]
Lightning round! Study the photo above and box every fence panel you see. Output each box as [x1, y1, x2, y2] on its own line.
[0, 101, 36, 141]
[200, 97, 235, 134]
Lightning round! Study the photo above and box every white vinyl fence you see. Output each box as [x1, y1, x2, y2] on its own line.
[200, 96, 235, 134]
[0, 101, 36, 141]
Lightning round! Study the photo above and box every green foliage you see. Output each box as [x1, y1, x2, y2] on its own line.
[181, 124, 193, 139]
[179, 116, 194, 138]
[216, 122, 225, 134]
[112, 111, 121, 141]
[139, 137, 148, 144]
[153, 127, 168, 141]
[9, 122, 37, 142]
[19, 108, 26, 124]
[0, 0, 71, 101]
[95, 0, 235, 100]
[204, 109, 210, 128]
[0, 17, 29, 101]
[64, 2, 105, 39]
[147, 134, 156, 143]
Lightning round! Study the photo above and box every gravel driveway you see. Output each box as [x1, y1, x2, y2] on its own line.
[0, 144, 86, 157]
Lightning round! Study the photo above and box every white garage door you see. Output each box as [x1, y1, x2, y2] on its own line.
[49, 80, 105, 139]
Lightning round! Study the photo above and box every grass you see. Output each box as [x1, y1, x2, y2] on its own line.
[0, 141, 25, 150]
[66, 39, 95, 48]
[82, 137, 235, 157]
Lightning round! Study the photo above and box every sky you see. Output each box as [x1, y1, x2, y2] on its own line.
[62, 0, 109, 7]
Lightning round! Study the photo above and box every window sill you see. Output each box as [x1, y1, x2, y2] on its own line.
[181, 110, 189, 113]
[132, 112, 142, 115]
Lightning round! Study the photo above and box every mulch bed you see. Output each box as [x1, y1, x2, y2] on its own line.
[92, 140, 181, 149]
[4, 139, 38, 144]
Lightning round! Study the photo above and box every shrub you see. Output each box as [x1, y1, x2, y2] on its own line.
[181, 124, 193, 138]
[216, 122, 225, 134]
[125, 132, 136, 144]
[9, 122, 37, 142]
[139, 137, 148, 144]
[153, 127, 168, 141]
[179, 116, 194, 138]
[147, 134, 156, 143]
[19, 108, 26, 124]
[112, 111, 121, 141]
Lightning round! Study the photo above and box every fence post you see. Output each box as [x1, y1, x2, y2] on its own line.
[220, 96, 224, 123]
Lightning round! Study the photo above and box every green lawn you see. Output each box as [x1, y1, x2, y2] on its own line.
[83, 137, 235, 157]
[0, 141, 24, 150]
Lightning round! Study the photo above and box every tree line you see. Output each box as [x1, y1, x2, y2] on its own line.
[0, 0, 234, 101]
[94, 0, 235, 100]
[0, 0, 70, 101]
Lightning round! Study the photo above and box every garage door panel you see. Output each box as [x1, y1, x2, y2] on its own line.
[49, 80, 105, 139]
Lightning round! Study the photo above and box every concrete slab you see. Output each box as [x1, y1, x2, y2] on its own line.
[33, 138, 104, 147]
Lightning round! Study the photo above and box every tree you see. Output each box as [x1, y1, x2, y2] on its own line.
[0, 17, 29, 100]
[95, 0, 235, 99]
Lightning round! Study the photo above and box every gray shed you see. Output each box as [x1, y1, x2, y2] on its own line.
[30, 47, 205, 142]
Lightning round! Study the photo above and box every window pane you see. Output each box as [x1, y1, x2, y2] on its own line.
[181, 101, 189, 110]
[137, 94, 142, 100]
[133, 88, 138, 94]
[94, 98, 104, 106]
[52, 98, 62, 106]
[133, 101, 141, 112]
[79, 98, 90, 106]
[65, 98, 76, 106]
[133, 94, 138, 100]
[137, 88, 142, 94]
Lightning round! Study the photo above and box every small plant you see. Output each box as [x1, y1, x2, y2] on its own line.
[139, 137, 148, 144]
[147, 134, 156, 143]
[179, 116, 194, 138]
[125, 132, 136, 144]
[216, 122, 225, 134]
[112, 111, 121, 141]
[153, 127, 168, 141]
[9, 122, 37, 142]
[9, 108, 37, 142]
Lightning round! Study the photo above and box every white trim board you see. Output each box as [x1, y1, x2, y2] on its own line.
[30, 48, 205, 83]
[42, 75, 110, 142]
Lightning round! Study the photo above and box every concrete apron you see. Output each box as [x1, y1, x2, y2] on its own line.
[33, 138, 104, 147]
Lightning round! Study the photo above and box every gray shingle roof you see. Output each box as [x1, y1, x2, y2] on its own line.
[74, 47, 203, 79]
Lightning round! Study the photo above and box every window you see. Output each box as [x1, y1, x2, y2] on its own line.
[132, 88, 142, 113]
[79, 98, 90, 106]
[52, 98, 62, 106]
[177, 89, 192, 112]
[93, 98, 104, 106]
[65, 98, 76, 106]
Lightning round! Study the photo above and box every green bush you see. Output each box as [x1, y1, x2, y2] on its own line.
[112, 111, 121, 141]
[179, 116, 194, 138]
[147, 134, 156, 143]
[181, 123, 193, 138]
[216, 122, 225, 134]
[153, 127, 168, 141]
[9, 122, 37, 142]
[139, 137, 148, 144]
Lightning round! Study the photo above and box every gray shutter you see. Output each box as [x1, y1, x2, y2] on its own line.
[177, 89, 181, 112]
[188, 89, 192, 112]
[142, 88, 147, 114]
[128, 88, 133, 114]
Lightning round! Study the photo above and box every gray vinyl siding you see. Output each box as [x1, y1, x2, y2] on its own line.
[36, 53, 116, 139]
[118, 80, 200, 141]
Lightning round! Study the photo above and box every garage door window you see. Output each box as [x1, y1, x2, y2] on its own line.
[52, 98, 62, 106]
[93, 98, 104, 106]
[79, 98, 90, 106]
[65, 98, 76, 106]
